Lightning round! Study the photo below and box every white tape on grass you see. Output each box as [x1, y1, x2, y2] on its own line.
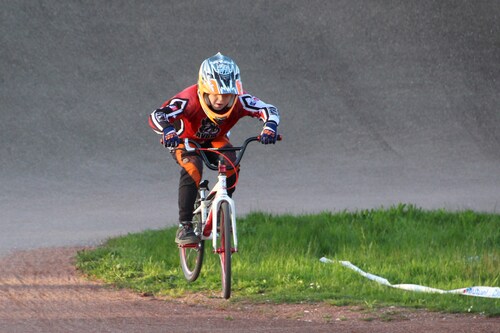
[320, 257, 500, 299]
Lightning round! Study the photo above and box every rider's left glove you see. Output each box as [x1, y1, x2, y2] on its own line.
[162, 125, 180, 148]
[260, 121, 278, 144]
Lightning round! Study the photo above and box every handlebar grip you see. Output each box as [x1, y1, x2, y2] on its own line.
[256, 134, 283, 141]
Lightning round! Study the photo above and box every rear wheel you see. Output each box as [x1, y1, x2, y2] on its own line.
[179, 241, 204, 282]
[218, 201, 232, 299]
[179, 195, 204, 282]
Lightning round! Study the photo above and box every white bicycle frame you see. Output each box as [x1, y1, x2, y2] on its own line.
[185, 139, 238, 252]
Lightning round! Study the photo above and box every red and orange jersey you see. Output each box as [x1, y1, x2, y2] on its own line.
[148, 85, 279, 143]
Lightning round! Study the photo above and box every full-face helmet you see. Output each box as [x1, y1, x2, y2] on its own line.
[198, 52, 243, 123]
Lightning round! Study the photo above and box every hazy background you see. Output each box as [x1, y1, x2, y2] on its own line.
[1, 1, 499, 256]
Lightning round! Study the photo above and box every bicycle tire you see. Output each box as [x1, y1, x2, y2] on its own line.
[179, 241, 204, 282]
[179, 194, 204, 282]
[218, 201, 232, 299]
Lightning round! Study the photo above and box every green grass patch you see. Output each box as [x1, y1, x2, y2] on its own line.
[76, 204, 499, 315]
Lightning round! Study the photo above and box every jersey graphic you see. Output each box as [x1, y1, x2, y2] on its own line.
[195, 118, 221, 139]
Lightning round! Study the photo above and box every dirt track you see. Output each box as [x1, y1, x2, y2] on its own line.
[0, 247, 498, 333]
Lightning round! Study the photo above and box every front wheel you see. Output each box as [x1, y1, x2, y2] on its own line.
[218, 201, 232, 299]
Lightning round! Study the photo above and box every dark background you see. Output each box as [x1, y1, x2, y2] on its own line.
[1, 1, 499, 255]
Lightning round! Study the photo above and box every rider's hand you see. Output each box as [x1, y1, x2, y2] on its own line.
[260, 121, 278, 144]
[162, 125, 180, 148]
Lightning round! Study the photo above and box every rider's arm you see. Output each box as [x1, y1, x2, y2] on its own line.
[238, 94, 280, 144]
[238, 94, 280, 125]
[148, 98, 188, 134]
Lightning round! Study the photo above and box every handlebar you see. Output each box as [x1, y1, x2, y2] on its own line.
[183, 135, 281, 171]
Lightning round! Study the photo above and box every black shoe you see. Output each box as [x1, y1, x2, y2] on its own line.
[175, 222, 200, 245]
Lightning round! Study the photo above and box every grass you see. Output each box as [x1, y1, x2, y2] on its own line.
[76, 204, 500, 316]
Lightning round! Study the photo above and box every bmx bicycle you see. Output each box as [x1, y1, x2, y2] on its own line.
[177, 135, 280, 299]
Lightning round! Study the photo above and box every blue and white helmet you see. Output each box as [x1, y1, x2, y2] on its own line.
[198, 52, 243, 123]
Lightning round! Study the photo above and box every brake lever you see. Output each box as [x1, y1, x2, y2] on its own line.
[184, 138, 195, 152]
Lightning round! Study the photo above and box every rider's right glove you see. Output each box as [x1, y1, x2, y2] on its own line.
[162, 125, 180, 148]
[259, 121, 278, 144]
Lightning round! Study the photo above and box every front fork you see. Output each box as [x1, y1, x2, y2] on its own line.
[211, 196, 238, 253]
[197, 171, 238, 253]
[194, 181, 238, 252]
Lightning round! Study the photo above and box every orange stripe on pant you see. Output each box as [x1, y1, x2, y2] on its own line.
[174, 143, 202, 186]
